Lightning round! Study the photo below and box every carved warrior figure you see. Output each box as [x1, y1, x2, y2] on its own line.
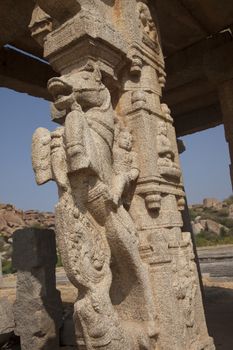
[157, 107, 181, 181]
[137, 0, 157, 42]
[32, 63, 158, 349]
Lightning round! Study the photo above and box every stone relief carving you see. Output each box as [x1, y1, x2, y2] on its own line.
[32, 62, 158, 349]
[157, 118, 181, 181]
[112, 128, 139, 208]
[171, 234, 202, 348]
[136, 0, 159, 52]
[137, 1, 157, 42]
[29, 4, 53, 46]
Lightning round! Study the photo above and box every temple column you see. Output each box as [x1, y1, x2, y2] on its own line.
[29, 1, 214, 349]
[0, 253, 2, 288]
[218, 79, 233, 189]
[12, 228, 63, 350]
[204, 37, 233, 189]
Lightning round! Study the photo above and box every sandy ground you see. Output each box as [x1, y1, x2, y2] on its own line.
[1, 271, 233, 350]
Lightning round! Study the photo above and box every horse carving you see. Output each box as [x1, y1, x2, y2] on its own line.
[32, 63, 158, 349]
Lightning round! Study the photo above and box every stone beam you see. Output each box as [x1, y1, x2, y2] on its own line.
[0, 0, 36, 46]
[163, 31, 233, 135]
[174, 103, 222, 137]
[164, 31, 232, 92]
[0, 46, 55, 100]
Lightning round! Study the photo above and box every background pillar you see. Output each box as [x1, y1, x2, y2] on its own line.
[12, 228, 63, 350]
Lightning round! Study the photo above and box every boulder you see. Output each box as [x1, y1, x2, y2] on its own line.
[3, 211, 24, 227]
[205, 219, 228, 236]
[194, 216, 201, 223]
[229, 204, 233, 218]
[192, 222, 204, 235]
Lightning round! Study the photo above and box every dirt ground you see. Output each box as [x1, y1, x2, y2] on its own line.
[1, 272, 233, 350]
[203, 276, 233, 350]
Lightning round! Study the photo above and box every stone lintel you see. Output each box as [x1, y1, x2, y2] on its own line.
[0, 46, 55, 100]
[174, 103, 222, 137]
[163, 32, 233, 136]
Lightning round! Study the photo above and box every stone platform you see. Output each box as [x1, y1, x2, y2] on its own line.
[198, 245, 233, 278]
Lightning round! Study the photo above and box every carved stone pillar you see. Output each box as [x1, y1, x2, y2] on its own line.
[218, 79, 233, 190]
[30, 1, 214, 349]
[0, 253, 2, 288]
[204, 39, 233, 190]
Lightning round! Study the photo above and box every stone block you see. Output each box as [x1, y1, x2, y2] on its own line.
[12, 228, 62, 350]
[12, 228, 57, 270]
[0, 253, 3, 288]
[192, 222, 204, 235]
[0, 298, 14, 345]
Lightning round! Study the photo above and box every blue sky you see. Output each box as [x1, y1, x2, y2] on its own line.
[0, 87, 232, 211]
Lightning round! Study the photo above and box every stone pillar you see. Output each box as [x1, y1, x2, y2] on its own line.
[29, 1, 214, 349]
[0, 253, 3, 288]
[218, 79, 233, 190]
[204, 38, 233, 190]
[177, 139, 204, 297]
[12, 228, 63, 350]
[0, 298, 15, 346]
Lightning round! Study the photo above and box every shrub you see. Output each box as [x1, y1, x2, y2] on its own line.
[2, 260, 14, 274]
[218, 218, 233, 228]
[195, 232, 233, 247]
[224, 195, 233, 206]
[31, 223, 47, 229]
[217, 209, 229, 217]
[189, 208, 198, 221]
[56, 253, 63, 267]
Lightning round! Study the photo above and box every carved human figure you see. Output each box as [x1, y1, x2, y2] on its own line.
[32, 63, 157, 349]
[157, 119, 181, 180]
[172, 239, 199, 347]
[137, 1, 157, 42]
[112, 128, 139, 206]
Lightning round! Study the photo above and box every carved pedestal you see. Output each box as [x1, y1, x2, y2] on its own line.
[30, 1, 215, 349]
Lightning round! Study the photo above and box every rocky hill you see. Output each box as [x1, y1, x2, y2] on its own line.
[1, 197, 233, 272]
[0, 203, 55, 273]
[189, 196, 233, 246]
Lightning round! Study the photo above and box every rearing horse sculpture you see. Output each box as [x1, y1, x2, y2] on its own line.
[32, 63, 158, 349]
